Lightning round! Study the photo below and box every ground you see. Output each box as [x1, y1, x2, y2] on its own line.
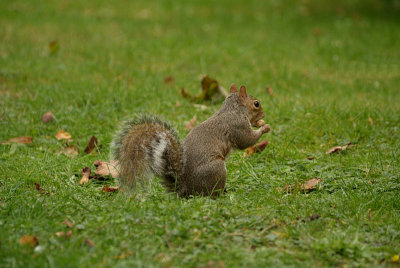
[0, 0, 400, 267]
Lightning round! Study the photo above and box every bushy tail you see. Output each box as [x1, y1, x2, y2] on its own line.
[110, 115, 184, 192]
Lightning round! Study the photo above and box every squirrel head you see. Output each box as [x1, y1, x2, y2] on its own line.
[230, 84, 265, 127]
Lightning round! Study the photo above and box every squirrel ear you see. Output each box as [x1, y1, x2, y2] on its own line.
[239, 85, 247, 99]
[230, 84, 238, 93]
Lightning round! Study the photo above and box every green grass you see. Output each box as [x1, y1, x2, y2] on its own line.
[1, 0, 400, 266]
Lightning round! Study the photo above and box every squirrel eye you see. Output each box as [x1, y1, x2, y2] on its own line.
[254, 101, 260, 108]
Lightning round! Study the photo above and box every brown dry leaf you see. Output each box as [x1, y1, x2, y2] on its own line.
[306, 156, 315, 160]
[65, 230, 72, 238]
[309, 213, 320, 221]
[60, 145, 79, 158]
[85, 238, 96, 247]
[197, 76, 223, 101]
[205, 260, 225, 268]
[41, 112, 55, 123]
[19, 235, 39, 247]
[278, 178, 322, 193]
[56, 231, 65, 237]
[266, 85, 274, 96]
[49, 40, 60, 55]
[34, 182, 46, 195]
[312, 27, 322, 36]
[244, 140, 269, 156]
[79, 167, 91, 185]
[164, 75, 175, 85]
[277, 184, 293, 193]
[181, 88, 190, 99]
[184, 116, 197, 131]
[325, 143, 351, 154]
[84, 136, 99, 154]
[94, 160, 119, 178]
[100, 185, 119, 193]
[115, 251, 134, 259]
[2, 136, 33, 145]
[55, 130, 72, 140]
[299, 178, 321, 191]
[64, 219, 74, 228]
[56, 230, 73, 239]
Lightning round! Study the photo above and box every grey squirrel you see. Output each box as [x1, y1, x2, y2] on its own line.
[110, 84, 270, 197]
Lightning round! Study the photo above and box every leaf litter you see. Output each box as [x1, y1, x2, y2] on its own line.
[244, 140, 269, 156]
[41, 112, 54, 123]
[1, 136, 33, 145]
[184, 116, 197, 130]
[55, 130, 72, 140]
[181, 76, 228, 102]
[59, 145, 79, 158]
[79, 167, 91, 185]
[94, 160, 119, 178]
[34, 182, 47, 195]
[325, 142, 352, 154]
[278, 178, 322, 193]
[19, 235, 39, 247]
[84, 136, 101, 154]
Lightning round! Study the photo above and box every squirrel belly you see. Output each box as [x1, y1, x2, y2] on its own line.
[110, 115, 184, 193]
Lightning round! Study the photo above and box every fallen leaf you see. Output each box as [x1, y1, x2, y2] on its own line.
[94, 160, 119, 178]
[79, 167, 91, 185]
[1, 136, 33, 145]
[197, 76, 222, 101]
[59, 145, 79, 158]
[65, 230, 72, 238]
[100, 185, 119, 192]
[115, 251, 134, 259]
[41, 112, 55, 123]
[244, 140, 269, 156]
[181, 88, 190, 99]
[309, 213, 320, 221]
[326, 143, 352, 154]
[56, 231, 65, 237]
[278, 178, 322, 193]
[64, 219, 73, 228]
[392, 255, 399, 263]
[55, 130, 72, 140]
[19, 235, 39, 247]
[205, 260, 225, 268]
[184, 116, 197, 131]
[175, 101, 181, 108]
[306, 156, 315, 160]
[312, 27, 322, 36]
[84, 136, 99, 154]
[34, 182, 46, 195]
[368, 211, 373, 220]
[85, 238, 96, 247]
[164, 75, 174, 84]
[266, 85, 274, 96]
[49, 40, 60, 55]
[300, 178, 321, 191]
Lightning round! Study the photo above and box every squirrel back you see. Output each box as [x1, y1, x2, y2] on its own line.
[111, 84, 270, 197]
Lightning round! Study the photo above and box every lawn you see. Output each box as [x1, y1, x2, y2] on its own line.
[1, 0, 400, 267]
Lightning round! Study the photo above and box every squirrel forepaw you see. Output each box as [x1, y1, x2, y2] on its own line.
[261, 124, 271, 134]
